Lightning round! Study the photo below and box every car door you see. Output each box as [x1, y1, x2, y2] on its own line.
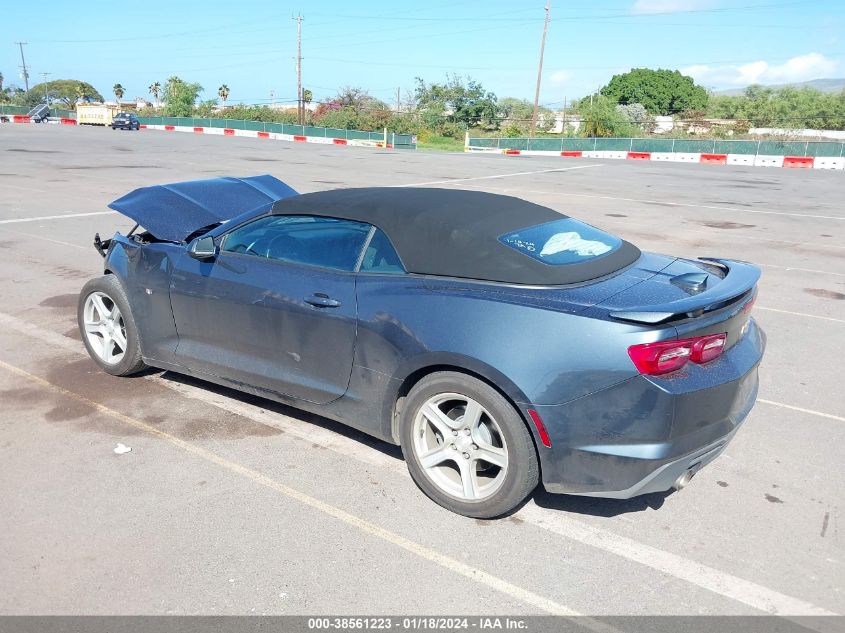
[169, 214, 371, 404]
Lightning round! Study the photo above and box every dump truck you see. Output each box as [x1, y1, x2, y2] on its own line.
[76, 103, 120, 126]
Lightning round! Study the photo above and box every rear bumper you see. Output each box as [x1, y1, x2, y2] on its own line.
[536, 318, 765, 498]
[543, 409, 747, 498]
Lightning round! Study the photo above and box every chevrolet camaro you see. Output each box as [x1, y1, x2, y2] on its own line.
[78, 175, 765, 518]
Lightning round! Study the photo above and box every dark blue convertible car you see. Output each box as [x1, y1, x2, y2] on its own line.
[79, 175, 765, 518]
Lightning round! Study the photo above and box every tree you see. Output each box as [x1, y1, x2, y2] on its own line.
[149, 81, 161, 107]
[615, 103, 655, 132]
[17, 79, 102, 107]
[414, 74, 498, 128]
[162, 76, 202, 117]
[577, 95, 637, 137]
[113, 83, 124, 103]
[706, 85, 845, 129]
[218, 84, 229, 106]
[600, 68, 708, 116]
[332, 86, 383, 111]
[0, 72, 4, 93]
[497, 97, 554, 134]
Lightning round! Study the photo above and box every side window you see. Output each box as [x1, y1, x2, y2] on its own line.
[222, 215, 370, 272]
[359, 228, 405, 274]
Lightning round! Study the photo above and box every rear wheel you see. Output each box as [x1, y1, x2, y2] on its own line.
[400, 371, 539, 518]
[78, 275, 147, 376]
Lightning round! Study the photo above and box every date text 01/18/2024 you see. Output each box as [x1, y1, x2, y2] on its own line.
[307, 617, 528, 630]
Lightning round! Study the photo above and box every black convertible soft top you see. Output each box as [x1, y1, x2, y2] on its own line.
[271, 187, 640, 285]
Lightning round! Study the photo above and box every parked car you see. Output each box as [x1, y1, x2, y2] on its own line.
[111, 112, 140, 130]
[78, 176, 765, 518]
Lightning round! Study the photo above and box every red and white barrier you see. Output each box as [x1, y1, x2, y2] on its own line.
[136, 123, 392, 150]
[488, 146, 843, 170]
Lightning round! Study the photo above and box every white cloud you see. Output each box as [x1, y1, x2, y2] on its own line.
[682, 53, 840, 87]
[549, 69, 572, 86]
[631, 0, 715, 15]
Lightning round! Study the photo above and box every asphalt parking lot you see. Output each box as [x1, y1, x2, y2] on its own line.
[0, 125, 843, 621]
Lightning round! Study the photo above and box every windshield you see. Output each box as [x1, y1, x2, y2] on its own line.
[498, 218, 622, 266]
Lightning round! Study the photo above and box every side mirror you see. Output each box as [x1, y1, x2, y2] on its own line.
[189, 235, 218, 260]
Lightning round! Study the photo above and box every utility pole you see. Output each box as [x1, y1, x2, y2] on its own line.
[396, 87, 401, 112]
[270, 89, 275, 108]
[15, 41, 30, 91]
[293, 14, 303, 125]
[41, 72, 50, 104]
[530, 1, 551, 138]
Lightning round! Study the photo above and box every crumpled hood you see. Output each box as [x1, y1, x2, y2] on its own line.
[108, 174, 298, 242]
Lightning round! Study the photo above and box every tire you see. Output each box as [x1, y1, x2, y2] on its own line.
[77, 275, 147, 376]
[400, 371, 539, 518]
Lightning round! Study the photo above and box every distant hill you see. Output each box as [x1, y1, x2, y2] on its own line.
[713, 78, 845, 96]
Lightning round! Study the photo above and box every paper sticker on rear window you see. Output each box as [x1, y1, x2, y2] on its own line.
[499, 218, 621, 265]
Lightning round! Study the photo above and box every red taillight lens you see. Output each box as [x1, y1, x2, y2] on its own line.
[691, 333, 726, 363]
[627, 340, 692, 375]
[628, 332, 727, 376]
[742, 296, 756, 314]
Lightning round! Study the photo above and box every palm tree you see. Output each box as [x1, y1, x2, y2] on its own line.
[113, 83, 125, 104]
[218, 84, 230, 107]
[149, 81, 161, 107]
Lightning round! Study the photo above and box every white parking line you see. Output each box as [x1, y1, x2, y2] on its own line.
[758, 399, 845, 423]
[399, 164, 603, 187]
[516, 503, 837, 617]
[759, 264, 845, 278]
[0, 211, 116, 225]
[757, 306, 845, 324]
[0, 310, 838, 619]
[0, 225, 88, 250]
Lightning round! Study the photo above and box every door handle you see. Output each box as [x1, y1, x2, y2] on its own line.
[305, 293, 341, 308]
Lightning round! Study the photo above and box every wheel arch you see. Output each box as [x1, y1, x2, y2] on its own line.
[386, 355, 541, 459]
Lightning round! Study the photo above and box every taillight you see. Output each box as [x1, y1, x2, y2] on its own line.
[627, 340, 692, 375]
[691, 333, 726, 363]
[628, 332, 727, 376]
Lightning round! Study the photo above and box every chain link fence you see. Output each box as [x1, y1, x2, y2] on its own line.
[1, 105, 78, 119]
[137, 117, 416, 150]
[468, 137, 845, 157]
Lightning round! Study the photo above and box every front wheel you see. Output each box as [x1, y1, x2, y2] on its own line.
[400, 372, 539, 518]
[78, 275, 147, 376]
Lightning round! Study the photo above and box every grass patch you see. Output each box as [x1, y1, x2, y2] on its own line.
[416, 135, 465, 152]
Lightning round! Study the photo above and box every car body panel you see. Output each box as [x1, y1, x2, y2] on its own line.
[169, 250, 358, 404]
[95, 179, 766, 500]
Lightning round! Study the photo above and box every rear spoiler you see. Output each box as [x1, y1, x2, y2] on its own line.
[609, 258, 759, 324]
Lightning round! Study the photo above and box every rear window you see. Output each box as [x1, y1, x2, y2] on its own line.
[498, 218, 622, 266]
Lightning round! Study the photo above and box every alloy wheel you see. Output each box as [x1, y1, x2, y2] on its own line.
[412, 393, 509, 501]
[82, 291, 127, 365]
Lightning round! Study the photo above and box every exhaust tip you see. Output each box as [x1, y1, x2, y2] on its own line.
[674, 470, 695, 491]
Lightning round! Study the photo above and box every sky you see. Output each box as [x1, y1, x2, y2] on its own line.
[2, 0, 843, 108]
